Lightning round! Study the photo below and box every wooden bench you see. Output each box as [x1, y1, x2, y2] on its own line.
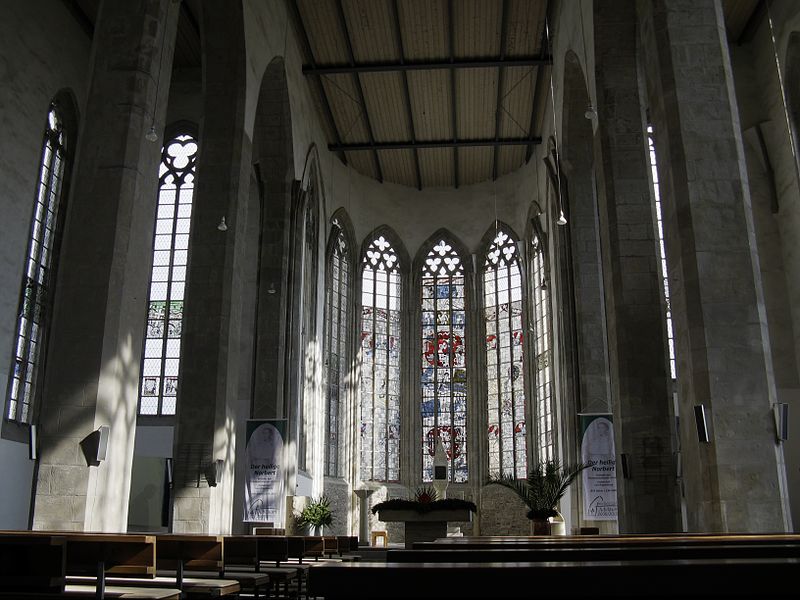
[417, 533, 800, 549]
[387, 542, 800, 563]
[224, 535, 298, 598]
[307, 558, 800, 599]
[0, 534, 66, 593]
[0, 532, 181, 600]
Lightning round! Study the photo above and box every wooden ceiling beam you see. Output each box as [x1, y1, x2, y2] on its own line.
[302, 55, 553, 75]
[287, 0, 348, 165]
[334, 0, 384, 183]
[330, 137, 542, 152]
[391, 0, 422, 191]
[492, 0, 509, 181]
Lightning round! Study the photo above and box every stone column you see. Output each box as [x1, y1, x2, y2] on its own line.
[593, 1, 680, 532]
[32, 0, 178, 531]
[637, 0, 791, 531]
[171, 1, 251, 534]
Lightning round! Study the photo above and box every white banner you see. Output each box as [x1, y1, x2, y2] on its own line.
[244, 419, 286, 524]
[580, 414, 618, 521]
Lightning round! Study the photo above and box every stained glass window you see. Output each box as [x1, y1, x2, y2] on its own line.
[6, 104, 66, 423]
[531, 231, 555, 462]
[324, 223, 350, 477]
[647, 125, 676, 380]
[138, 133, 197, 416]
[359, 235, 401, 482]
[484, 230, 527, 479]
[421, 239, 467, 483]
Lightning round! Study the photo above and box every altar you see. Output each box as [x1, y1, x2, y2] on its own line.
[376, 508, 473, 549]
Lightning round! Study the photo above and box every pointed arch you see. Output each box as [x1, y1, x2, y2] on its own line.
[358, 225, 406, 482]
[416, 229, 470, 483]
[293, 149, 323, 472]
[358, 224, 410, 275]
[480, 222, 528, 479]
[252, 55, 296, 420]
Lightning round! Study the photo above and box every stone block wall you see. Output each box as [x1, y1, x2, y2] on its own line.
[479, 485, 530, 535]
[323, 477, 351, 536]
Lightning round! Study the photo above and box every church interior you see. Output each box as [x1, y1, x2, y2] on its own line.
[2, 0, 800, 597]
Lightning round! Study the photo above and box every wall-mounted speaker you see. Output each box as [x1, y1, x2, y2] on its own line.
[620, 453, 630, 479]
[205, 459, 225, 487]
[694, 405, 710, 443]
[774, 403, 789, 442]
[28, 424, 37, 461]
[79, 426, 111, 466]
[96, 426, 110, 461]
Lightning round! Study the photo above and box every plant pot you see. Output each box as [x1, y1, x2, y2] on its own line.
[530, 518, 552, 535]
[312, 525, 323, 536]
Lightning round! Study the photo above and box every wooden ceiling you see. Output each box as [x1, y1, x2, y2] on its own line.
[290, 0, 551, 189]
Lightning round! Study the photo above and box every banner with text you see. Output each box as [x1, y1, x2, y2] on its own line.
[580, 413, 618, 521]
[244, 419, 286, 524]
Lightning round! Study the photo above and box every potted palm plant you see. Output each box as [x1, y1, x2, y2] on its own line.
[297, 496, 334, 536]
[486, 459, 589, 535]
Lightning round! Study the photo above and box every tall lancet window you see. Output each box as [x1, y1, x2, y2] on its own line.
[6, 104, 67, 423]
[647, 124, 676, 380]
[421, 239, 467, 483]
[531, 230, 555, 462]
[484, 229, 527, 478]
[138, 133, 197, 416]
[359, 235, 401, 482]
[324, 223, 351, 477]
[299, 183, 319, 470]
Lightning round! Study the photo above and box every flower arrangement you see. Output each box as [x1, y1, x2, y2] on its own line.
[371, 486, 477, 515]
[297, 496, 334, 530]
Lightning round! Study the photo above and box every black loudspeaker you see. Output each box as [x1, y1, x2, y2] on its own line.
[774, 403, 789, 442]
[28, 424, 37, 461]
[694, 405, 710, 443]
[620, 453, 630, 479]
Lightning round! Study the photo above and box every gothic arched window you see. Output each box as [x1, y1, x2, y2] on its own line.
[531, 230, 555, 462]
[6, 104, 68, 423]
[323, 222, 351, 477]
[138, 133, 197, 416]
[647, 124, 676, 380]
[484, 229, 527, 478]
[421, 239, 467, 483]
[359, 234, 401, 482]
[298, 181, 319, 471]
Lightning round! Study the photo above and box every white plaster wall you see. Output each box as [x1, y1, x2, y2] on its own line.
[0, 0, 90, 529]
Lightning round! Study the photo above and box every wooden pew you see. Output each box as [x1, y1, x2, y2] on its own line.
[416, 532, 800, 549]
[387, 542, 800, 563]
[307, 558, 800, 599]
[223, 535, 298, 598]
[0, 532, 181, 600]
[0, 534, 66, 593]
